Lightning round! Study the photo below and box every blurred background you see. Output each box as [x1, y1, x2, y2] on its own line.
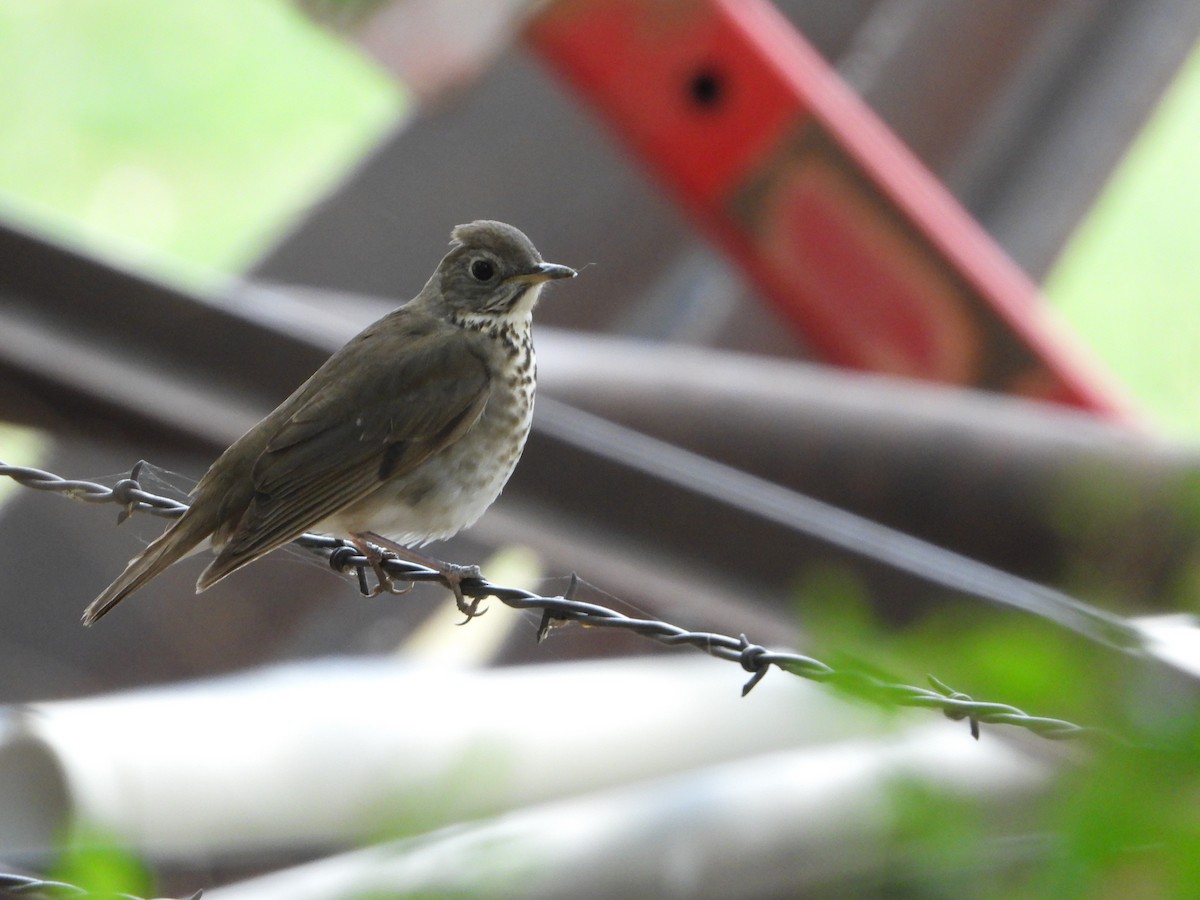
[0, 0, 1199, 896]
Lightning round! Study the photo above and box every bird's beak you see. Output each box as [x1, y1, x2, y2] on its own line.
[508, 262, 577, 285]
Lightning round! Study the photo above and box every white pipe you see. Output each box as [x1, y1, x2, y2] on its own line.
[205, 721, 1051, 899]
[0, 654, 889, 860]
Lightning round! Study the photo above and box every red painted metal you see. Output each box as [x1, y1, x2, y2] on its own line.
[527, 0, 1137, 420]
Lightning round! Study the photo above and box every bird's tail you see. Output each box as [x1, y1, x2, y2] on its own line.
[82, 515, 213, 626]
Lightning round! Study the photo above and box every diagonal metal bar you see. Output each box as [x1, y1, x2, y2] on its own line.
[534, 397, 1148, 654]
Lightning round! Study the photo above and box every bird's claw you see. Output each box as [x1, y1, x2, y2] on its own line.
[443, 563, 486, 624]
[347, 534, 484, 620]
[380, 576, 416, 596]
[360, 574, 416, 598]
[346, 541, 416, 598]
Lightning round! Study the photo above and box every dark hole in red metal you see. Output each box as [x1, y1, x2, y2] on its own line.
[689, 67, 724, 109]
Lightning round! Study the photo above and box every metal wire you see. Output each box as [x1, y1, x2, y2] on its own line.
[1, 461, 1101, 741]
[0, 872, 200, 899]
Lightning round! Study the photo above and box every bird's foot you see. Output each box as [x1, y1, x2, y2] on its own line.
[356, 532, 485, 622]
[441, 563, 486, 624]
[348, 536, 416, 598]
[371, 569, 417, 598]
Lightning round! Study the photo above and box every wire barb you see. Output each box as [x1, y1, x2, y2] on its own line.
[537, 572, 580, 643]
[736, 634, 771, 696]
[929, 674, 981, 740]
[2, 461, 1104, 743]
[110, 459, 149, 525]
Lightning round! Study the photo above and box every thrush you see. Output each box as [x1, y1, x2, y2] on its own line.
[83, 220, 576, 625]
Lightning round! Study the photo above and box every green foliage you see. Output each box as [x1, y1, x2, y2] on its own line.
[1033, 717, 1200, 897]
[1046, 45, 1200, 439]
[50, 828, 154, 897]
[794, 557, 1200, 894]
[881, 779, 1005, 899]
[0, 0, 402, 283]
[794, 561, 1117, 727]
[791, 563, 915, 714]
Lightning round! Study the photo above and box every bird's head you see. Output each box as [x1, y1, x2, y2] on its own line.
[430, 220, 576, 326]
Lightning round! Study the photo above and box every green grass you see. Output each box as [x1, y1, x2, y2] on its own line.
[0, 0, 403, 285]
[1046, 45, 1200, 440]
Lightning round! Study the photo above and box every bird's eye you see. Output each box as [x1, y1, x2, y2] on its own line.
[470, 258, 496, 281]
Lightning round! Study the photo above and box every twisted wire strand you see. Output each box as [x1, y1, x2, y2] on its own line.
[0, 872, 200, 899]
[1, 462, 1099, 741]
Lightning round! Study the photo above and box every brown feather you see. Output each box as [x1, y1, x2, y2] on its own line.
[84, 219, 571, 622]
[81, 505, 219, 625]
[195, 315, 492, 589]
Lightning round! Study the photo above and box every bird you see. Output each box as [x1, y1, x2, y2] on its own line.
[83, 220, 576, 625]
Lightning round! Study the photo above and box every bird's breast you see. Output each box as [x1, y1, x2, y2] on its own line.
[320, 324, 536, 546]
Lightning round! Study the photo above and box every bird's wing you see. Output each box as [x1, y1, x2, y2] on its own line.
[201, 319, 492, 585]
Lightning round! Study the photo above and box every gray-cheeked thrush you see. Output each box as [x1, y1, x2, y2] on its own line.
[84, 220, 576, 624]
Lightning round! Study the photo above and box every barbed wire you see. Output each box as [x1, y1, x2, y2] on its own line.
[1, 461, 1102, 741]
[0, 872, 200, 899]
